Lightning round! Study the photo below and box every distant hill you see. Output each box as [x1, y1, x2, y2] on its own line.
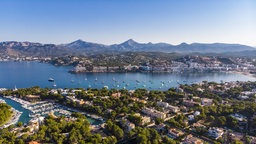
[109, 40, 255, 53]
[0, 41, 71, 57]
[0, 39, 255, 57]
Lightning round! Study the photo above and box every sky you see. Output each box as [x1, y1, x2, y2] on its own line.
[0, 0, 255, 46]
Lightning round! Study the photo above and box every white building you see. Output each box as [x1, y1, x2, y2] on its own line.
[208, 127, 224, 139]
[188, 115, 195, 121]
[142, 107, 166, 119]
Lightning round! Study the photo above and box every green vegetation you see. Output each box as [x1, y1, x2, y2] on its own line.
[1, 81, 256, 143]
[0, 103, 12, 126]
[0, 115, 110, 144]
[51, 52, 181, 67]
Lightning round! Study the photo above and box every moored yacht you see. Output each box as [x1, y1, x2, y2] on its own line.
[48, 78, 54, 82]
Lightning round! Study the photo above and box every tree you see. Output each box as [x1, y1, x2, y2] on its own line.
[155, 118, 164, 125]
[137, 134, 148, 144]
[105, 120, 124, 140]
[215, 116, 226, 126]
[17, 122, 23, 127]
[162, 135, 176, 144]
[102, 136, 117, 144]
[127, 114, 142, 126]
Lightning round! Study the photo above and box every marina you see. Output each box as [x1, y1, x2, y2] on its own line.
[0, 96, 103, 125]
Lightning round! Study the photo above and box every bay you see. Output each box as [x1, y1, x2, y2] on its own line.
[0, 61, 255, 125]
[0, 61, 255, 90]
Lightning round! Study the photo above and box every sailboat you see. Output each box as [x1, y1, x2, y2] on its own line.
[48, 78, 54, 82]
[14, 85, 18, 91]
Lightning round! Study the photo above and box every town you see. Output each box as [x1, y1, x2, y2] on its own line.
[1, 54, 256, 76]
[0, 80, 256, 143]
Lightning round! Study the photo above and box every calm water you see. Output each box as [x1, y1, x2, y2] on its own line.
[0, 61, 255, 90]
[0, 96, 102, 125]
[0, 61, 255, 125]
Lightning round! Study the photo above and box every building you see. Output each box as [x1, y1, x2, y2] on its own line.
[194, 111, 200, 116]
[230, 113, 247, 122]
[183, 99, 198, 107]
[141, 116, 151, 125]
[111, 92, 121, 98]
[201, 98, 213, 106]
[126, 121, 135, 131]
[142, 107, 166, 119]
[157, 101, 169, 108]
[188, 115, 195, 121]
[168, 105, 180, 113]
[66, 96, 85, 106]
[28, 117, 44, 133]
[122, 119, 135, 131]
[155, 123, 166, 132]
[49, 89, 58, 95]
[24, 95, 40, 102]
[157, 101, 180, 113]
[167, 128, 184, 139]
[228, 132, 244, 143]
[208, 127, 224, 139]
[181, 134, 203, 144]
[28, 141, 40, 144]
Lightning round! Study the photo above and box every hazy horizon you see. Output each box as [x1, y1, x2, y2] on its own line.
[0, 0, 255, 46]
[1, 39, 256, 48]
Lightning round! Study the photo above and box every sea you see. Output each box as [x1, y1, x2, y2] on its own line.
[0, 61, 255, 90]
[0, 61, 255, 125]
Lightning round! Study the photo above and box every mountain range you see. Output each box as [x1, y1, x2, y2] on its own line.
[0, 39, 255, 57]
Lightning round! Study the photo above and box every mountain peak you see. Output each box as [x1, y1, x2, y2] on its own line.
[179, 42, 188, 46]
[72, 39, 85, 44]
[127, 39, 136, 42]
[122, 39, 139, 45]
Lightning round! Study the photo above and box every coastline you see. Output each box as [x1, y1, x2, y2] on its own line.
[229, 71, 256, 79]
[2, 96, 104, 125]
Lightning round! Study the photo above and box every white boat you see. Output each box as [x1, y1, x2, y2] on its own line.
[48, 78, 54, 82]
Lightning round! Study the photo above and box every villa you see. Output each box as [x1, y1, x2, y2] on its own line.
[181, 134, 203, 144]
[142, 107, 166, 119]
[167, 128, 184, 139]
[208, 127, 224, 139]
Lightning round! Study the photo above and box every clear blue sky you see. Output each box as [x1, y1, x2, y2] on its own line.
[0, 0, 255, 46]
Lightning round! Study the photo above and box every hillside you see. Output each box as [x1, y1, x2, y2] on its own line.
[0, 40, 255, 57]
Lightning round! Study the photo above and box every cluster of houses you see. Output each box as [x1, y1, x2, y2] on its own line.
[69, 55, 256, 73]
[4, 80, 256, 143]
[43, 84, 254, 143]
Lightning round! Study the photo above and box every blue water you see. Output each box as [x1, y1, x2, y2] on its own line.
[0, 61, 255, 125]
[0, 96, 102, 125]
[0, 61, 255, 90]
[0, 96, 31, 124]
